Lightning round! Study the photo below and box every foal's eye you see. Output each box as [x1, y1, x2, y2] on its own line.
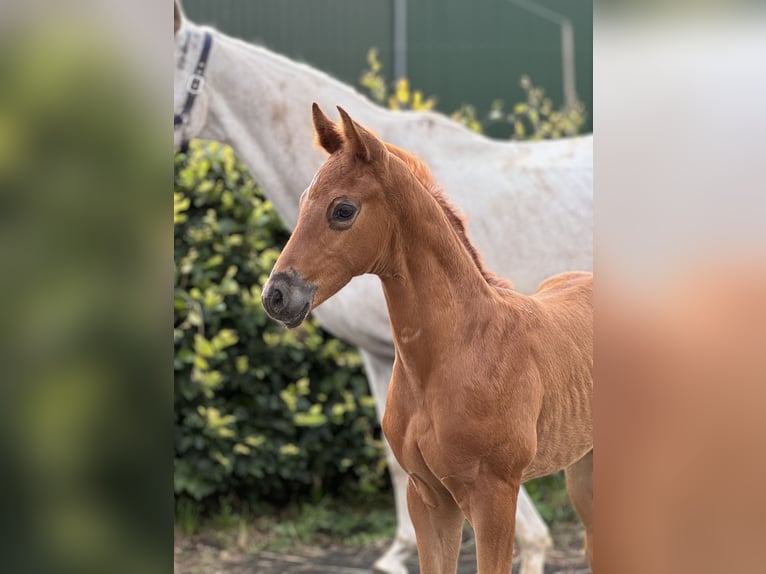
[333, 203, 357, 221]
[326, 199, 359, 229]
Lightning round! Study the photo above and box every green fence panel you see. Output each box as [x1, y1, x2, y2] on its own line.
[407, 0, 592, 133]
[182, 0, 395, 92]
[182, 0, 592, 134]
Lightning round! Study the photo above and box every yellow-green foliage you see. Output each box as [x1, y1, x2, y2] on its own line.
[503, 75, 587, 140]
[174, 141, 387, 505]
[360, 49, 587, 140]
[360, 48, 436, 112]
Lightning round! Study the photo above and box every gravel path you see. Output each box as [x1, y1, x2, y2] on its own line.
[175, 523, 589, 574]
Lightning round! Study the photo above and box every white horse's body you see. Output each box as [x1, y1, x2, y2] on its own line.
[175, 12, 591, 574]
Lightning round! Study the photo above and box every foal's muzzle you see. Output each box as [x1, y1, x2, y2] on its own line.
[262, 270, 316, 329]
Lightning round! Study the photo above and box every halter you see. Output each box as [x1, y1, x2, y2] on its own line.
[174, 31, 213, 153]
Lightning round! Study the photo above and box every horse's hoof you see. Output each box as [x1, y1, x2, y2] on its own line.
[371, 563, 408, 574]
[517, 555, 546, 574]
[372, 536, 416, 574]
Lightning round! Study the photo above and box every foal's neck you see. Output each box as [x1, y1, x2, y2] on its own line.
[378, 168, 509, 370]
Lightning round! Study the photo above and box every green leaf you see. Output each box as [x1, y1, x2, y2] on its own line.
[212, 329, 238, 351]
[194, 334, 215, 358]
[280, 443, 300, 456]
[294, 410, 328, 427]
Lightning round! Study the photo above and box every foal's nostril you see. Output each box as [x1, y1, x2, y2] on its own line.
[271, 286, 285, 310]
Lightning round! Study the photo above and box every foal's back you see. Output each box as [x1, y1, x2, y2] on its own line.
[534, 271, 592, 339]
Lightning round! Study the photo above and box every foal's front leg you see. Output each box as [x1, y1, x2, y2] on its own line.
[407, 476, 465, 574]
[467, 474, 523, 574]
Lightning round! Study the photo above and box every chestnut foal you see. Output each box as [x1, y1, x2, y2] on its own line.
[262, 105, 594, 573]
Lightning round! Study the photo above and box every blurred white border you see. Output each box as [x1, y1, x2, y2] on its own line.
[595, 9, 766, 283]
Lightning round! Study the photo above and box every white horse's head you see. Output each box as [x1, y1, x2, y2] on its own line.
[174, 1, 210, 150]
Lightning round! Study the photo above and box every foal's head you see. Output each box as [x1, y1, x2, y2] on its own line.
[262, 104, 398, 328]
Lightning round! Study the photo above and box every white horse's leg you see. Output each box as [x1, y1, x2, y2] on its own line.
[360, 351, 416, 574]
[374, 460, 417, 574]
[360, 351, 552, 574]
[516, 484, 553, 574]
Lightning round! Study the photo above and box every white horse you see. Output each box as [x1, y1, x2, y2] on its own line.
[173, 3, 592, 573]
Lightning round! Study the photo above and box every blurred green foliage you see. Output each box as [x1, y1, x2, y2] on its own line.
[525, 472, 576, 523]
[174, 141, 388, 508]
[1, 17, 168, 574]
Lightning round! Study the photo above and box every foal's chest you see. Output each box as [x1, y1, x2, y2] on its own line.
[383, 405, 450, 484]
[382, 370, 492, 482]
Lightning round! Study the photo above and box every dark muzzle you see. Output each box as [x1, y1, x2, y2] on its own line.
[262, 269, 316, 328]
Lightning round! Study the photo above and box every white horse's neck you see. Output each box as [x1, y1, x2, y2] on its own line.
[194, 24, 383, 229]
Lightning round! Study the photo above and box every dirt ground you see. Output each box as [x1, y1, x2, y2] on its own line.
[175, 522, 589, 574]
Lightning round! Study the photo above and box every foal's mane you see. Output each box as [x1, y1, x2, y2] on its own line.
[384, 143, 513, 291]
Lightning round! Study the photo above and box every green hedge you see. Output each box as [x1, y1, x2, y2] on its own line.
[174, 141, 387, 507]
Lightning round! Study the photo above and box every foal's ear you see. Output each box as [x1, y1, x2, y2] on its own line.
[312, 103, 343, 154]
[337, 106, 387, 164]
[174, 1, 184, 34]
